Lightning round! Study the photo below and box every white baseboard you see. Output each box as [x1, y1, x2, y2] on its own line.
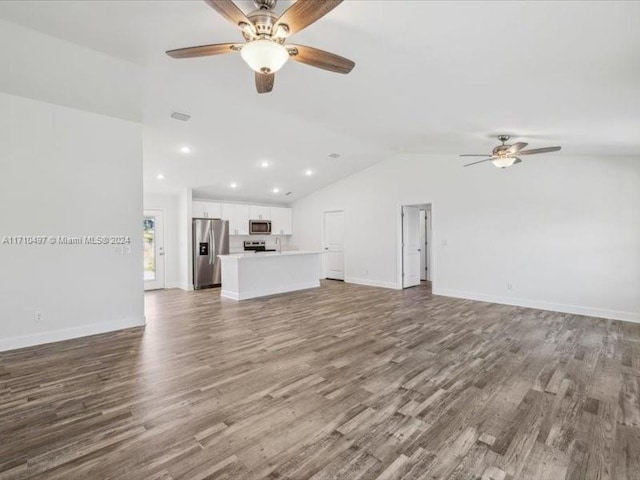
[0, 316, 146, 353]
[433, 288, 640, 324]
[221, 281, 320, 301]
[344, 277, 401, 290]
[220, 289, 240, 300]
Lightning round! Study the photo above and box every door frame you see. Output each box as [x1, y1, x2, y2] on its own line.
[401, 206, 422, 288]
[144, 208, 166, 291]
[397, 202, 434, 290]
[322, 209, 345, 280]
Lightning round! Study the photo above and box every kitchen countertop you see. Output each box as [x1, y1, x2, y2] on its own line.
[219, 251, 323, 260]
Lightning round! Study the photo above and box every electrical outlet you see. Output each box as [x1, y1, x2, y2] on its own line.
[34, 311, 43, 323]
[507, 283, 513, 291]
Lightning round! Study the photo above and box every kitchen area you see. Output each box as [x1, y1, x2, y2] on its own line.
[191, 199, 322, 299]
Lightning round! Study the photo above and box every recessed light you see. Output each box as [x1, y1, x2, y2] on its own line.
[180, 146, 192, 154]
[272, 187, 280, 194]
[305, 169, 314, 176]
[157, 174, 165, 180]
[230, 182, 237, 188]
[261, 161, 270, 168]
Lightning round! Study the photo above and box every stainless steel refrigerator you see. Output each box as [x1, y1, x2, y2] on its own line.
[193, 218, 229, 289]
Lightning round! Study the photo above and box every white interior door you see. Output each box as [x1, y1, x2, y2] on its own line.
[323, 211, 344, 280]
[402, 206, 421, 288]
[144, 210, 165, 290]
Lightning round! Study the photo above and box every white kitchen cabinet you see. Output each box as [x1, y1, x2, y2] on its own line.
[270, 206, 293, 235]
[192, 201, 206, 219]
[249, 205, 271, 221]
[222, 203, 250, 235]
[193, 201, 222, 219]
[220, 203, 233, 222]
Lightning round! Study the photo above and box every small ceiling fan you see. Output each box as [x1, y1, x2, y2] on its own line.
[166, 0, 355, 94]
[461, 135, 562, 168]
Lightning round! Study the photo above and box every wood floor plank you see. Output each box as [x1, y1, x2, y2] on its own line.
[0, 281, 638, 479]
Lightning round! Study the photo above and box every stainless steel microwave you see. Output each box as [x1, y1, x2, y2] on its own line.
[249, 219, 271, 235]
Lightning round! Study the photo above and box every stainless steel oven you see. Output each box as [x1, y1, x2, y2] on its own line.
[249, 219, 271, 235]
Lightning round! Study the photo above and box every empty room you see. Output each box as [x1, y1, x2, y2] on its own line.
[0, 1, 639, 479]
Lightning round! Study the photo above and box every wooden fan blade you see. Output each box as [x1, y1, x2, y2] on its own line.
[460, 154, 492, 157]
[287, 45, 354, 74]
[204, 0, 255, 35]
[255, 72, 275, 94]
[274, 0, 342, 37]
[463, 158, 493, 167]
[166, 43, 240, 59]
[517, 146, 561, 156]
[506, 142, 528, 154]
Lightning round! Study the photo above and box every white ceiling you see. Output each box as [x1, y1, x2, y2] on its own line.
[1, 1, 638, 204]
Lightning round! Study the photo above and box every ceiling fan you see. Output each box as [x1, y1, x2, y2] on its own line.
[166, 0, 355, 94]
[461, 135, 562, 168]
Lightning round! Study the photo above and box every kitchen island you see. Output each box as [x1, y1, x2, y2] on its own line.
[218, 251, 323, 300]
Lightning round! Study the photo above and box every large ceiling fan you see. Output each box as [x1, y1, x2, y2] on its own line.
[461, 135, 562, 168]
[166, 0, 355, 94]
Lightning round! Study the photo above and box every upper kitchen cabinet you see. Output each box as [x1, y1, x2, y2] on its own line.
[192, 200, 222, 219]
[271, 207, 293, 235]
[222, 203, 250, 236]
[249, 205, 271, 221]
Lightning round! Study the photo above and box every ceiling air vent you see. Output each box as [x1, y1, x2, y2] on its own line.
[171, 112, 191, 122]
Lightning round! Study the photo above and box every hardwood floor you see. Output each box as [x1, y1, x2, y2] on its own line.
[1, 281, 639, 479]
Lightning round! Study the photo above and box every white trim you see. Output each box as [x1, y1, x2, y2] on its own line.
[433, 288, 640, 324]
[220, 289, 241, 300]
[177, 282, 194, 291]
[0, 316, 146, 352]
[221, 281, 320, 301]
[345, 277, 401, 290]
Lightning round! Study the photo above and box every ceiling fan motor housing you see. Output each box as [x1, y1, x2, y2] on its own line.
[254, 0, 277, 10]
[493, 135, 512, 155]
[246, 9, 280, 39]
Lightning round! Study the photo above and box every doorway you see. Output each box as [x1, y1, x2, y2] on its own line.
[144, 209, 165, 290]
[401, 203, 432, 289]
[323, 210, 344, 280]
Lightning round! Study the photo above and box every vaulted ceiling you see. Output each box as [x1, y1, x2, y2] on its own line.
[1, 1, 638, 204]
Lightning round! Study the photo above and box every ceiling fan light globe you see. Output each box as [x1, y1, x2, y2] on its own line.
[492, 157, 517, 168]
[241, 39, 289, 74]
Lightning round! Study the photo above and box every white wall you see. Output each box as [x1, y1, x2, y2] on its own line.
[292, 154, 640, 323]
[177, 188, 193, 290]
[143, 193, 180, 288]
[0, 93, 144, 351]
